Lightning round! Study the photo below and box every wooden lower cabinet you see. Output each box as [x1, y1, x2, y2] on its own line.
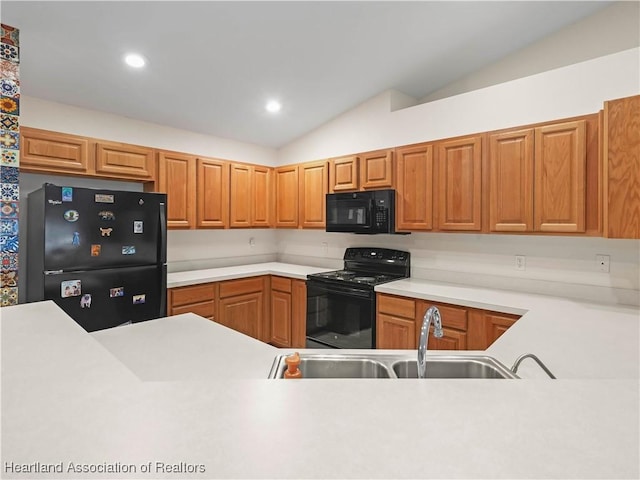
[218, 277, 268, 341]
[270, 277, 292, 347]
[168, 283, 217, 321]
[377, 293, 520, 351]
[168, 275, 306, 347]
[377, 314, 416, 349]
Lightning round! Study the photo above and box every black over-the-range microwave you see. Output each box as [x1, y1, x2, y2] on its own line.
[325, 189, 407, 234]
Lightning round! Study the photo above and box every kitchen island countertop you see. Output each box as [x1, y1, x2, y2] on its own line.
[2, 267, 639, 479]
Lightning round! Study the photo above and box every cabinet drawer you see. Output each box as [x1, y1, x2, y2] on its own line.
[378, 294, 415, 319]
[271, 276, 292, 293]
[219, 277, 264, 298]
[170, 284, 215, 307]
[171, 301, 215, 319]
[421, 302, 468, 331]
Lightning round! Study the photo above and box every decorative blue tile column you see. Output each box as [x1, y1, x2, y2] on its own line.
[0, 24, 20, 306]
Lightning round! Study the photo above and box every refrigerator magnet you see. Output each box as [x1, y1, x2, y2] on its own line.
[109, 287, 124, 298]
[122, 245, 136, 255]
[61, 280, 81, 298]
[80, 294, 92, 308]
[98, 210, 115, 220]
[90, 244, 101, 256]
[133, 221, 143, 234]
[132, 294, 146, 305]
[100, 227, 113, 237]
[61, 187, 73, 202]
[72, 232, 80, 246]
[63, 210, 79, 222]
[95, 194, 114, 203]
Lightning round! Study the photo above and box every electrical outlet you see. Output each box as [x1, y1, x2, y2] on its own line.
[596, 254, 610, 273]
[249, 237, 255, 248]
[515, 255, 526, 271]
[322, 242, 328, 256]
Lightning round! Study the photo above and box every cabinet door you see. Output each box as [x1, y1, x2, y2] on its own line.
[489, 129, 534, 232]
[534, 121, 586, 232]
[484, 312, 519, 348]
[229, 163, 252, 228]
[197, 158, 229, 228]
[428, 328, 468, 350]
[299, 160, 328, 228]
[270, 290, 292, 347]
[291, 279, 307, 348]
[252, 165, 272, 227]
[20, 127, 90, 175]
[604, 95, 640, 239]
[437, 135, 483, 231]
[95, 141, 154, 180]
[395, 143, 433, 231]
[360, 149, 393, 189]
[275, 165, 299, 227]
[218, 291, 263, 340]
[377, 313, 416, 349]
[329, 155, 359, 192]
[157, 151, 196, 229]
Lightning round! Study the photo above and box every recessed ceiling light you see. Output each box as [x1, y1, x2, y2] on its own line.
[265, 100, 282, 113]
[124, 53, 146, 68]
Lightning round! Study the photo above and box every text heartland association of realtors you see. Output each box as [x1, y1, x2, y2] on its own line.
[4, 461, 206, 474]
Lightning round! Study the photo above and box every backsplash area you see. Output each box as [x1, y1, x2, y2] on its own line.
[167, 229, 277, 272]
[277, 230, 640, 307]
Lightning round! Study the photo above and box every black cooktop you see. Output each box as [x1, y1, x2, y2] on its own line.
[308, 248, 410, 287]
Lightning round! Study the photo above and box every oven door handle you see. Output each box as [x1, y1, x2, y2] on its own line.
[307, 281, 374, 299]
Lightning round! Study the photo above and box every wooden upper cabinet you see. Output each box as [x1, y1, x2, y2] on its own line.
[229, 163, 252, 228]
[252, 165, 273, 227]
[20, 127, 90, 175]
[489, 129, 534, 232]
[299, 160, 328, 228]
[604, 95, 640, 239]
[534, 120, 586, 232]
[395, 143, 434, 231]
[197, 158, 229, 228]
[95, 140, 154, 180]
[360, 149, 394, 189]
[329, 155, 359, 192]
[157, 151, 196, 229]
[275, 165, 299, 227]
[436, 135, 483, 231]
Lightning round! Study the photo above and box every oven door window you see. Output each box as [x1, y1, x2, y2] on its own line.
[306, 281, 374, 349]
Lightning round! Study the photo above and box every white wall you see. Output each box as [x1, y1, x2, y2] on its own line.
[277, 230, 640, 307]
[421, 1, 640, 102]
[20, 96, 278, 166]
[277, 47, 640, 164]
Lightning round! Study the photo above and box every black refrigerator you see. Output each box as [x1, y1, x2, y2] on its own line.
[27, 184, 167, 332]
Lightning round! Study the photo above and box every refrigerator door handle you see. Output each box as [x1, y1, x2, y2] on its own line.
[44, 270, 64, 275]
[159, 202, 167, 264]
[160, 266, 167, 317]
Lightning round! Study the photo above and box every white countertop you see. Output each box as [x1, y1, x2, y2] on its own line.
[167, 262, 331, 288]
[2, 267, 639, 479]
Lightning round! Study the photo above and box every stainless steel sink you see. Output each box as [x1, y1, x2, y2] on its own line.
[269, 354, 392, 378]
[392, 356, 518, 379]
[268, 353, 518, 379]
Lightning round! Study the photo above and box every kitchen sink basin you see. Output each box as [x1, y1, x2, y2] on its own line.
[269, 354, 392, 378]
[268, 353, 518, 379]
[392, 356, 518, 379]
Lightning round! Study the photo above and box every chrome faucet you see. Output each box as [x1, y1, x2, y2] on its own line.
[417, 306, 444, 378]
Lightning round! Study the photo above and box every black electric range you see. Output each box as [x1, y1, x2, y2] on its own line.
[306, 248, 410, 349]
